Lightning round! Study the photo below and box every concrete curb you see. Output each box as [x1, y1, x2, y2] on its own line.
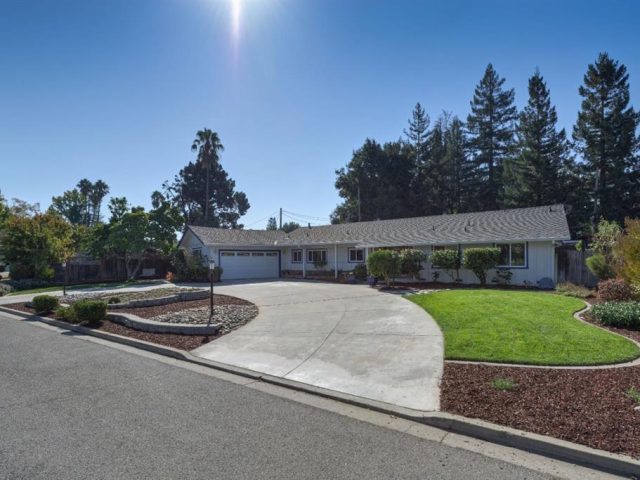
[1, 305, 639, 477]
[107, 290, 209, 310]
[106, 312, 220, 335]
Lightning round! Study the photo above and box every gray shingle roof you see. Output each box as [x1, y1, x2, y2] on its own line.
[186, 205, 571, 247]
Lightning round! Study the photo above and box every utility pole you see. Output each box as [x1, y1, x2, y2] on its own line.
[279, 208, 283, 230]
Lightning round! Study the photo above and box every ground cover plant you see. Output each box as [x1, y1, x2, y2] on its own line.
[591, 302, 640, 329]
[409, 289, 640, 365]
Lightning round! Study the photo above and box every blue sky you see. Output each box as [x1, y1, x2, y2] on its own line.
[1, 0, 639, 228]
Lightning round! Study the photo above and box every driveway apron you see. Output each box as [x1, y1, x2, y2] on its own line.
[193, 281, 443, 411]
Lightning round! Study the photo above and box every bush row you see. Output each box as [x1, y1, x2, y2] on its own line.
[591, 302, 640, 329]
[30, 294, 107, 326]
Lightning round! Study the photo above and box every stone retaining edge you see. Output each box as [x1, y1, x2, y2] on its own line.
[107, 290, 209, 309]
[106, 312, 219, 335]
[1, 304, 639, 477]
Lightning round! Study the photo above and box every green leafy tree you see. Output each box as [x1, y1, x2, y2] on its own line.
[332, 140, 417, 223]
[0, 213, 74, 279]
[466, 64, 518, 210]
[586, 219, 622, 279]
[191, 128, 225, 224]
[281, 221, 300, 233]
[266, 217, 278, 230]
[0, 189, 9, 231]
[163, 156, 249, 228]
[108, 197, 129, 223]
[89, 196, 183, 280]
[573, 53, 640, 226]
[49, 189, 86, 224]
[462, 247, 500, 286]
[367, 250, 401, 286]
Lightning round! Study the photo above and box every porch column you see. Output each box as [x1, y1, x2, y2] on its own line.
[302, 247, 306, 278]
[334, 244, 338, 279]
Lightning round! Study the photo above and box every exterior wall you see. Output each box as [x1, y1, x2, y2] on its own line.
[280, 245, 363, 274]
[179, 230, 215, 262]
[425, 241, 556, 286]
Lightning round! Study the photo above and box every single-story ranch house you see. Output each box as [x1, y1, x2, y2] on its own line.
[178, 205, 571, 285]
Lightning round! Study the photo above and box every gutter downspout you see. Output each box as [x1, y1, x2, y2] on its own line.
[302, 247, 306, 279]
[334, 244, 338, 280]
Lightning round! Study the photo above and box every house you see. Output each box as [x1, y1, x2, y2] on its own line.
[178, 205, 571, 285]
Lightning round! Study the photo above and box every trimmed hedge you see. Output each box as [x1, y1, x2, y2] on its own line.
[71, 300, 107, 325]
[591, 302, 640, 329]
[32, 295, 59, 314]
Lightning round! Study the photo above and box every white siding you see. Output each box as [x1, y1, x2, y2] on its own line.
[280, 245, 364, 273]
[425, 241, 555, 286]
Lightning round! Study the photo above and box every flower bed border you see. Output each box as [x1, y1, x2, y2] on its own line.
[107, 311, 220, 335]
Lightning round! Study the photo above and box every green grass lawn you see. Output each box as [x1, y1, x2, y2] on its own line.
[6, 279, 165, 296]
[408, 289, 640, 366]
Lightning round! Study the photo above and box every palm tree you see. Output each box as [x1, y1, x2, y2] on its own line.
[76, 178, 93, 225]
[191, 129, 224, 224]
[89, 179, 110, 224]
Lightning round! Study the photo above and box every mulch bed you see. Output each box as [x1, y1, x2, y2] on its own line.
[442, 362, 640, 458]
[1, 296, 252, 351]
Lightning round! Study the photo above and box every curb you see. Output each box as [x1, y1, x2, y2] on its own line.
[1, 305, 639, 477]
[106, 312, 220, 335]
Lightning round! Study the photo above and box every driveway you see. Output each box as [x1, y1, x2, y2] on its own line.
[193, 280, 443, 411]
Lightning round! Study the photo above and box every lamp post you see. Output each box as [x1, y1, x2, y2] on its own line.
[208, 260, 216, 322]
[62, 261, 67, 296]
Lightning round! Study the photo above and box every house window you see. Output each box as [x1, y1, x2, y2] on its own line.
[495, 242, 527, 268]
[265, 252, 278, 257]
[252, 252, 265, 257]
[307, 249, 327, 264]
[292, 249, 302, 263]
[221, 252, 235, 257]
[237, 252, 250, 257]
[192, 248, 202, 256]
[348, 248, 364, 263]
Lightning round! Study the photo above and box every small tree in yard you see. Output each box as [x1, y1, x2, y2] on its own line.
[399, 249, 426, 279]
[463, 247, 500, 286]
[367, 250, 401, 286]
[430, 249, 461, 282]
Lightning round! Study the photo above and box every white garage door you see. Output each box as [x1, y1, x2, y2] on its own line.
[219, 251, 280, 280]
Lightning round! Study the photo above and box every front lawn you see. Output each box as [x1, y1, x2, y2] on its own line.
[6, 279, 164, 296]
[409, 289, 640, 366]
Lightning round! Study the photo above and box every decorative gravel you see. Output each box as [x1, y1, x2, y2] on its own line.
[60, 287, 201, 304]
[151, 304, 259, 333]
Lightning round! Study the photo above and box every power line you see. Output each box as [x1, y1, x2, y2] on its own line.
[243, 211, 279, 228]
[281, 212, 327, 226]
[281, 209, 330, 222]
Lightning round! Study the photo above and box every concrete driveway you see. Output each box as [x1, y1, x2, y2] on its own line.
[193, 280, 443, 411]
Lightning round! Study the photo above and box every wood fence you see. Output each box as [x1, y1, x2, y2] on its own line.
[556, 247, 599, 287]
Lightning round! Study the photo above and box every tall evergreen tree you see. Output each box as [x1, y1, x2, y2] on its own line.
[503, 70, 576, 207]
[404, 102, 430, 165]
[421, 113, 449, 214]
[266, 217, 278, 230]
[573, 52, 640, 226]
[442, 116, 468, 213]
[465, 64, 518, 210]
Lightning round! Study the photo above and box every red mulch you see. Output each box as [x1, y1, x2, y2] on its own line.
[442, 363, 640, 458]
[2, 300, 232, 351]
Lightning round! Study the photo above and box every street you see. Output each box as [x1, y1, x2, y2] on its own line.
[0, 312, 611, 479]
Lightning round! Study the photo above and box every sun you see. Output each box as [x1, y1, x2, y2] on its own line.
[230, 0, 242, 42]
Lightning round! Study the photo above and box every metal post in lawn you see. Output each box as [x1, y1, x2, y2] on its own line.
[208, 260, 216, 324]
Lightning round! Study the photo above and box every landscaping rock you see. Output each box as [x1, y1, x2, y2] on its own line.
[151, 304, 258, 334]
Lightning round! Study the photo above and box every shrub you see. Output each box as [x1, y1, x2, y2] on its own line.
[399, 249, 426, 279]
[166, 271, 175, 282]
[586, 253, 615, 280]
[32, 295, 59, 314]
[430, 249, 461, 282]
[556, 282, 593, 299]
[0, 283, 12, 296]
[367, 250, 401, 286]
[615, 218, 640, 286]
[462, 247, 500, 286]
[55, 305, 77, 323]
[71, 300, 107, 325]
[597, 278, 634, 302]
[591, 302, 640, 329]
[352, 263, 368, 281]
[172, 249, 209, 282]
[108, 296, 121, 304]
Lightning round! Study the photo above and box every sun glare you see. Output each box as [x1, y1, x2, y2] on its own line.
[231, 0, 242, 43]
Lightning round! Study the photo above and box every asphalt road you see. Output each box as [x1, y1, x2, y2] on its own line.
[0, 313, 553, 480]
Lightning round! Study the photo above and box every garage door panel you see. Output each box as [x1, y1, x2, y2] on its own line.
[220, 250, 280, 280]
